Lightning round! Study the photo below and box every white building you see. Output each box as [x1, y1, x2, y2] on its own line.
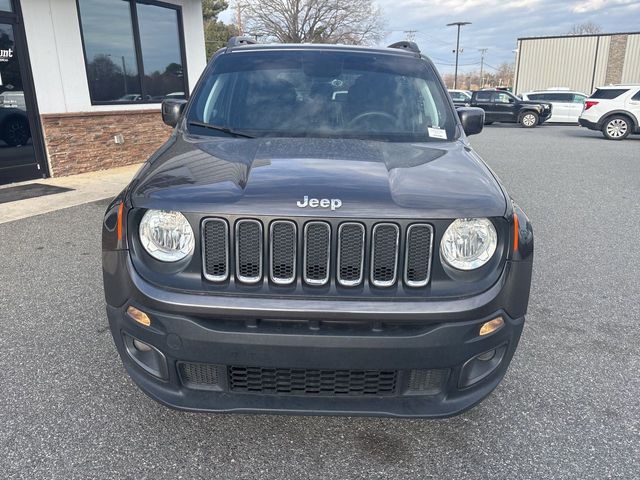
[0, 0, 206, 185]
[514, 31, 640, 95]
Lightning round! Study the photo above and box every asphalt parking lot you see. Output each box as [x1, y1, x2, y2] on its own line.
[1, 125, 639, 479]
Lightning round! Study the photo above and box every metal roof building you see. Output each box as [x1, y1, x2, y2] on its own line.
[514, 31, 640, 95]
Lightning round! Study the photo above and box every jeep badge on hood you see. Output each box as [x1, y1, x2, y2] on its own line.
[297, 196, 342, 210]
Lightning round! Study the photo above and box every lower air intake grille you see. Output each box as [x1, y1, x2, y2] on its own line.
[407, 368, 448, 395]
[228, 366, 398, 396]
[178, 362, 222, 390]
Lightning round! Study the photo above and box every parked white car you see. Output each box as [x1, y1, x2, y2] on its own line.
[448, 89, 472, 106]
[579, 85, 640, 140]
[521, 89, 587, 123]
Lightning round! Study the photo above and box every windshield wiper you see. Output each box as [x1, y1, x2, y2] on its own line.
[187, 120, 254, 138]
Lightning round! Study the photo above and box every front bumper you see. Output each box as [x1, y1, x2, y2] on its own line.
[104, 252, 531, 418]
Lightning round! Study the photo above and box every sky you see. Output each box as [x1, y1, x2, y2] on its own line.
[220, 0, 640, 75]
[378, 0, 640, 74]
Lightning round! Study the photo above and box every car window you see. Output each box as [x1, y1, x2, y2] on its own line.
[188, 50, 457, 142]
[590, 88, 628, 100]
[494, 92, 513, 104]
[632, 90, 640, 101]
[527, 93, 544, 100]
[475, 91, 492, 102]
[544, 93, 573, 102]
[573, 94, 586, 103]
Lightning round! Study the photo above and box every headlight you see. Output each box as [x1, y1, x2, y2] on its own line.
[440, 218, 497, 270]
[139, 210, 195, 262]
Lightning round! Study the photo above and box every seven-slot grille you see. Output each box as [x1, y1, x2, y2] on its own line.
[202, 218, 433, 288]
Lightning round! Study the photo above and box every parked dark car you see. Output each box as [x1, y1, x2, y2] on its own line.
[102, 38, 534, 418]
[471, 89, 552, 127]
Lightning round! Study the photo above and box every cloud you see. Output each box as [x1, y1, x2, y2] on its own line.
[572, 0, 636, 13]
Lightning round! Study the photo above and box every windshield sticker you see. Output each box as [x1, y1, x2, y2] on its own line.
[428, 127, 447, 139]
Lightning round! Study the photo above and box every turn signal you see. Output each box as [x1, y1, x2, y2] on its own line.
[116, 202, 125, 241]
[479, 317, 504, 336]
[127, 306, 151, 327]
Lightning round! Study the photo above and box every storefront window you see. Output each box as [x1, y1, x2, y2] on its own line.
[77, 0, 187, 104]
[137, 3, 185, 100]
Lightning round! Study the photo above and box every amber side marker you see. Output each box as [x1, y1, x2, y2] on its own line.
[513, 213, 519, 252]
[127, 306, 151, 327]
[479, 317, 504, 336]
[116, 202, 125, 242]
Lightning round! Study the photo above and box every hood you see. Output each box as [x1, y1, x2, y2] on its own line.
[131, 135, 506, 219]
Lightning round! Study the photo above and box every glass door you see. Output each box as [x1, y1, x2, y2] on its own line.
[0, 20, 42, 184]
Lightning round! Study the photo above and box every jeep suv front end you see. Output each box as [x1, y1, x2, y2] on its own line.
[102, 40, 534, 418]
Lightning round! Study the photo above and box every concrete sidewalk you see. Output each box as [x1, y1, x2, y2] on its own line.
[0, 163, 142, 224]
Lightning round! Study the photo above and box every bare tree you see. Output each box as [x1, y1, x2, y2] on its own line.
[242, 0, 385, 45]
[568, 21, 602, 35]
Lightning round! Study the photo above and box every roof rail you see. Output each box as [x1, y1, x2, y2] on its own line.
[387, 41, 420, 54]
[226, 36, 258, 48]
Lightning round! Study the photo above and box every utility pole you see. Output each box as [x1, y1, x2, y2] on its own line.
[235, 1, 243, 35]
[403, 30, 418, 42]
[478, 48, 488, 88]
[446, 21, 471, 90]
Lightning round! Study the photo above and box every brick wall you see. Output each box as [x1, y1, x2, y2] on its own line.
[604, 34, 629, 85]
[40, 110, 172, 177]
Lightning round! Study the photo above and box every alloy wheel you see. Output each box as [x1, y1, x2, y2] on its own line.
[522, 114, 536, 127]
[606, 119, 628, 138]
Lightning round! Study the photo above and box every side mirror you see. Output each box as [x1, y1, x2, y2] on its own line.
[456, 107, 484, 136]
[161, 99, 187, 127]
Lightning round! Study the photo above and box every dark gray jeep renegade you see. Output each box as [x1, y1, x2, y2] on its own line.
[102, 38, 533, 418]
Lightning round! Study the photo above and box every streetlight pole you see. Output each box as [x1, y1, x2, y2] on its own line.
[447, 21, 471, 89]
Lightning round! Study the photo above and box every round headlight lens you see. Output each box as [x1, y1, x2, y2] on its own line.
[139, 210, 195, 262]
[440, 218, 497, 270]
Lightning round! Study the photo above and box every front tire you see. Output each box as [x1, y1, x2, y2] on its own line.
[602, 116, 631, 140]
[1, 117, 30, 147]
[519, 111, 539, 128]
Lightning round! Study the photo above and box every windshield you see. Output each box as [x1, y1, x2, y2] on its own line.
[187, 50, 456, 142]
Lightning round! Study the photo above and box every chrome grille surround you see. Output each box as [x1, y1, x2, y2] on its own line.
[269, 220, 297, 285]
[202, 217, 435, 290]
[337, 222, 365, 287]
[235, 219, 263, 284]
[370, 223, 400, 287]
[303, 221, 331, 286]
[201, 218, 229, 282]
[404, 223, 434, 288]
